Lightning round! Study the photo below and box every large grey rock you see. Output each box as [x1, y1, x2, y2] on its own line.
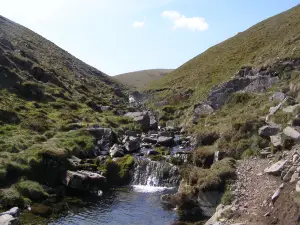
[283, 126, 300, 140]
[270, 92, 286, 102]
[264, 160, 287, 176]
[193, 103, 214, 123]
[109, 144, 124, 158]
[62, 170, 107, 191]
[124, 112, 150, 131]
[124, 136, 140, 152]
[244, 76, 279, 92]
[157, 136, 174, 147]
[258, 125, 280, 137]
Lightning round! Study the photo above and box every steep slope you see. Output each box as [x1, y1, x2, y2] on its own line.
[0, 15, 142, 212]
[114, 69, 173, 89]
[146, 5, 300, 109]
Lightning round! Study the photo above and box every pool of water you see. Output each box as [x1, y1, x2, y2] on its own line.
[45, 186, 177, 225]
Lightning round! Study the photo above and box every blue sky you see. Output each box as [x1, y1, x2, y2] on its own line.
[0, 0, 299, 75]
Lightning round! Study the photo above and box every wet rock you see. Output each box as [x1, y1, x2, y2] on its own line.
[283, 126, 300, 140]
[124, 112, 150, 131]
[157, 136, 174, 147]
[62, 170, 107, 191]
[147, 150, 159, 156]
[124, 136, 140, 152]
[109, 144, 124, 158]
[258, 125, 280, 137]
[264, 160, 287, 176]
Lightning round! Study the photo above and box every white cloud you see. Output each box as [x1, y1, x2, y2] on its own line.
[162, 10, 208, 31]
[132, 21, 145, 28]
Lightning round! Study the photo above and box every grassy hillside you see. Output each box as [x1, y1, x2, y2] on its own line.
[0, 15, 140, 199]
[146, 5, 300, 105]
[114, 69, 173, 89]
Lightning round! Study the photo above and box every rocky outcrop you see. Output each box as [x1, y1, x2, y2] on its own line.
[62, 170, 107, 191]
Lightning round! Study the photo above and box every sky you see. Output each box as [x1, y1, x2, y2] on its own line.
[0, 0, 299, 75]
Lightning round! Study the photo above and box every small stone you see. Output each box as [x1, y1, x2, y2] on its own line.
[271, 189, 281, 202]
[264, 212, 270, 217]
[296, 180, 300, 192]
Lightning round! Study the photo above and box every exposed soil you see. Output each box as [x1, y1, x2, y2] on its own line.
[226, 158, 300, 225]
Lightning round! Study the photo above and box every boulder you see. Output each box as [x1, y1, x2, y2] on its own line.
[157, 136, 174, 147]
[270, 134, 282, 147]
[124, 112, 150, 131]
[258, 125, 280, 137]
[109, 144, 124, 158]
[204, 204, 232, 225]
[142, 136, 157, 144]
[270, 92, 286, 102]
[264, 160, 287, 176]
[193, 103, 214, 123]
[124, 136, 140, 152]
[62, 170, 107, 191]
[283, 126, 300, 140]
[0, 214, 18, 225]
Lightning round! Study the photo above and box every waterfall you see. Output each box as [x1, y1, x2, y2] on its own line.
[132, 158, 181, 192]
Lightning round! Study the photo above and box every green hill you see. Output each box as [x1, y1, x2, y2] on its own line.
[0, 15, 138, 196]
[114, 69, 173, 89]
[146, 5, 300, 106]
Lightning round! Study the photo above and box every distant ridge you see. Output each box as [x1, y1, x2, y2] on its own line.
[114, 69, 173, 89]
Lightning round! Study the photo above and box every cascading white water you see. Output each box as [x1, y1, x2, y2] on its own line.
[132, 158, 181, 193]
